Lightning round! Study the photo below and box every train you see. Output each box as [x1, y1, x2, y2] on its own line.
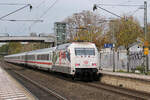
[4, 42, 100, 81]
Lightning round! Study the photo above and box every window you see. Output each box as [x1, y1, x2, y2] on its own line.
[37, 54, 49, 60]
[75, 48, 95, 56]
[22, 56, 26, 60]
[26, 55, 35, 60]
[49, 53, 52, 60]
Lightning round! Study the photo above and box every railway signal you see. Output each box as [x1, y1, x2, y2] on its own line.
[144, 48, 149, 55]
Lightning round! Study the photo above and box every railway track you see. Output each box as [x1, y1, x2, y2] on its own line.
[38, 68, 150, 100]
[2, 62, 67, 100]
[82, 82, 150, 100]
[2, 61, 150, 100]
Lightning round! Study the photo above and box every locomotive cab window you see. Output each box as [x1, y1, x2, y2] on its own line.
[75, 48, 95, 56]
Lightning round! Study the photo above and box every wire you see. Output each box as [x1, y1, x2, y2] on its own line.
[36, 0, 46, 8]
[129, 7, 141, 16]
[0, 19, 43, 22]
[40, 0, 59, 18]
[29, 0, 59, 30]
[0, 4, 31, 20]
[97, 6, 122, 18]
[0, 3, 28, 6]
[118, 0, 132, 5]
[97, 4, 143, 7]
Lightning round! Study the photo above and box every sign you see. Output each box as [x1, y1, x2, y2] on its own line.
[144, 48, 149, 55]
[104, 44, 113, 48]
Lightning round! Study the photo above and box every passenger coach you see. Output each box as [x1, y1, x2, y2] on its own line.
[4, 42, 100, 80]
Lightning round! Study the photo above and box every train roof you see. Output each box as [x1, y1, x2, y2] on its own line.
[56, 43, 71, 50]
[56, 42, 95, 50]
[4, 42, 95, 57]
[4, 47, 56, 57]
[5, 52, 26, 57]
[27, 47, 56, 54]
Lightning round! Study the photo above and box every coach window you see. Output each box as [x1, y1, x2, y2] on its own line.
[49, 53, 52, 60]
[22, 56, 25, 60]
[37, 54, 49, 60]
[27, 55, 35, 60]
[18, 56, 20, 59]
[42, 54, 49, 60]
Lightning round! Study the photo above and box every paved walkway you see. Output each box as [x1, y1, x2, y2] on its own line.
[0, 67, 36, 100]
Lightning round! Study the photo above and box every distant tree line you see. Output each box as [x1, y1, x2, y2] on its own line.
[0, 42, 51, 55]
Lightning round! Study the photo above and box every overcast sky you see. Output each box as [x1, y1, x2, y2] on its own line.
[0, 0, 149, 36]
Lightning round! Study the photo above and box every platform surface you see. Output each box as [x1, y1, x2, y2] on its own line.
[99, 70, 150, 81]
[0, 67, 36, 100]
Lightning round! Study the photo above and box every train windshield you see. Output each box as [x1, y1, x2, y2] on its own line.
[75, 48, 95, 56]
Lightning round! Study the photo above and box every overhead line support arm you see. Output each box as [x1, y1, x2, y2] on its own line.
[0, 4, 32, 20]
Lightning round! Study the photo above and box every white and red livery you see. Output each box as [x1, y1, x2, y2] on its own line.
[4, 42, 100, 80]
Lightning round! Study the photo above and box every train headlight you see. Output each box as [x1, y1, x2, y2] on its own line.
[75, 64, 80, 66]
[92, 63, 97, 66]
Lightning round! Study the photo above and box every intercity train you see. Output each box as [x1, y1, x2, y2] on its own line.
[4, 42, 100, 80]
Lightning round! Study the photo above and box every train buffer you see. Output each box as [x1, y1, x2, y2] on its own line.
[0, 66, 36, 100]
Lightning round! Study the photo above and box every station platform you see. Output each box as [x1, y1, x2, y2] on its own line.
[0, 67, 36, 100]
[99, 70, 150, 93]
[99, 70, 150, 81]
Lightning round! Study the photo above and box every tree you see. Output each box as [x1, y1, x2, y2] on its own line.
[107, 16, 143, 72]
[21, 42, 51, 52]
[108, 16, 143, 49]
[0, 44, 9, 53]
[8, 42, 23, 54]
[64, 10, 107, 49]
[0, 44, 9, 58]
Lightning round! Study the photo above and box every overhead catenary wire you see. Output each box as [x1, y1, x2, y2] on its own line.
[94, 2, 148, 19]
[0, 3, 44, 22]
[39, 0, 59, 19]
[0, 4, 32, 20]
[36, 0, 46, 8]
[0, 3, 29, 6]
[95, 5, 122, 18]
[97, 4, 143, 7]
[129, 7, 141, 16]
[0, 19, 43, 22]
[29, 0, 59, 30]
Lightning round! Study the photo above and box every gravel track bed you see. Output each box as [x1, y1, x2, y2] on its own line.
[2, 61, 141, 100]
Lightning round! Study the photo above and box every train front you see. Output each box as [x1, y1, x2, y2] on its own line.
[70, 42, 100, 81]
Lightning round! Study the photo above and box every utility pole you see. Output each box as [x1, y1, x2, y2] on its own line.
[112, 23, 115, 72]
[144, 1, 147, 41]
[144, 1, 149, 74]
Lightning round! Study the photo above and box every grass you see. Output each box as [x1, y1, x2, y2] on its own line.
[117, 68, 150, 76]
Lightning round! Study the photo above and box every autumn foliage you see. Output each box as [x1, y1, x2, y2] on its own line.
[0, 10, 147, 54]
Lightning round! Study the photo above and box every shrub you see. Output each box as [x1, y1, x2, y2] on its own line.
[117, 70, 125, 73]
[135, 66, 145, 73]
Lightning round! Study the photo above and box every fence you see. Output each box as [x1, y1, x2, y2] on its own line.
[99, 49, 150, 72]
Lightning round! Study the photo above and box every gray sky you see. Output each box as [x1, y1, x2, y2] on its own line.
[0, 0, 149, 36]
